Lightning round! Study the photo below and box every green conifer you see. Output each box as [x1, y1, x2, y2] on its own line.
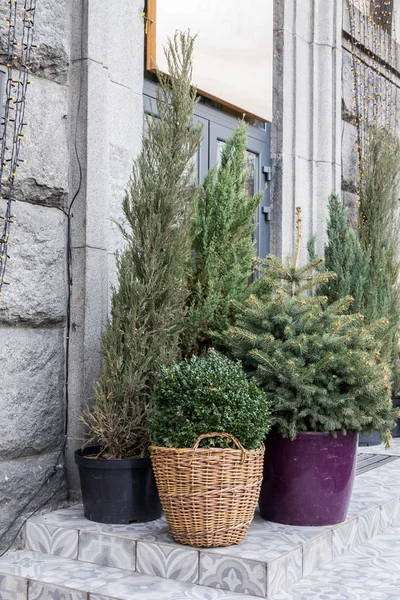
[312, 193, 370, 314]
[82, 33, 203, 459]
[224, 208, 394, 445]
[181, 121, 263, 355]
[358, 126, 400, 369]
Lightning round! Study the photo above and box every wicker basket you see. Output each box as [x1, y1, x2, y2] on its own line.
[150, 432, 264, 547]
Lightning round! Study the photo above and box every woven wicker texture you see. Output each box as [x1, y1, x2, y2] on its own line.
[150, 432, 264, 547]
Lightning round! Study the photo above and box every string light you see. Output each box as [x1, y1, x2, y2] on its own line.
[346, 0, 398, 230]
[0, 0, 37, 297]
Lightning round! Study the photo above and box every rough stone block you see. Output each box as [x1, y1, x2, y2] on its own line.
[0, 327, 65, 460]
[108, 0, 144, 92]
[295, 0, 313, 42]
[294, 36, 312, 161]
[0, 451, 66, 554]
[12, 75, 69, 208]
[0, 201, 66, 325]
[0, 0, 69, 85]
[86, 1, 110, 66]
[294, 155, 312, 253]
[70, 60, 109, 250]
[343, 191, 359, 228]
[314, 161, 336, 252]
[108, 84, 143, 257]
[314, 1, 335, 46]
[342, 121, 359, 194]
[66, 247, 108, 498]
[31, 0, 69, 85]
[342, 50, 356, 121]
[314, 44, 336, 164]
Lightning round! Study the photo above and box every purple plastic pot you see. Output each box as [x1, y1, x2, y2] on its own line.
[259, 431, 358, 526]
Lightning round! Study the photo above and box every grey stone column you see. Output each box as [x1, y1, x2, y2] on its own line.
[271, 0, 343, 258]
[66, 0, 145, 497]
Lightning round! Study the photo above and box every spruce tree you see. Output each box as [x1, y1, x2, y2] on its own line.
[82, 33, 203, 459]
[181, 121, 263, 355]
[224, 208, 394, 445]
[310, 193, 370, 314]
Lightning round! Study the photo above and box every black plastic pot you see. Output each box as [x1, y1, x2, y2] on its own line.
[359, 401, 400, 445]
[392, 398, 400, 438]
[358, 431, 382, 447]
[75, 444, 162, 524]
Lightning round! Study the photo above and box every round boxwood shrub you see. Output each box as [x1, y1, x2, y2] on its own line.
[149, 350, 270, 450]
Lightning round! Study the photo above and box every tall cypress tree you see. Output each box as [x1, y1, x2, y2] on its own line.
[181, 121, 263, 355]
[358, 126, 400, 369]
[82, 33, 203, 459]
[315, 129, 400, 373]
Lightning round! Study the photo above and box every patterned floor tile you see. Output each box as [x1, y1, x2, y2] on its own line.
[90, 572, 257, 600]
[203, 514, 326, 563]
[380, 497, 399, 531]
[302, 531, 333, 577]
[30, 507, 174, 543]
[78, 532, 135, 571]
[332, 518, 358, 558]
[0, 552, 127, 593]
[267, 548, 302, 596]
[356, 506, 380, 544]
[29, 506, 100, 531]
[0, 573, 27, 600]
[25, 523, 78, 560]
[0, 552, 258, 600]
[28, 580, 86, 600]
[271, 582, 375, 599]
[199, 552, 266, 597]
[136, 541, 198, 583]
[269, 523, 400, 599]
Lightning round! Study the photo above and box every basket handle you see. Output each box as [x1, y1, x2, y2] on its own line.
[191, 432, 247, 464]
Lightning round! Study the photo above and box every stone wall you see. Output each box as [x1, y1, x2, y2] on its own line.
[0, 0, 146, 548]
[0, 0, 69, 552]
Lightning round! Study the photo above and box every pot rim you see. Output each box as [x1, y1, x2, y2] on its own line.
[149, 443, 265, 454]
[74, 444, 151, 469]
[274, 430, 359, 438]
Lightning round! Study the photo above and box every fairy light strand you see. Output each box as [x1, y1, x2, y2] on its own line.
[346, 0, 399, 228]
[0, 0, 37, 296]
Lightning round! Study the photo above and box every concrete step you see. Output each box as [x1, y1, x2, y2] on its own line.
[21, 453, 400, 598]
[0, 550, 259, 599]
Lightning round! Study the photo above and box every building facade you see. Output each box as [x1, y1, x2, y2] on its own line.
[0, 0, 398, 550]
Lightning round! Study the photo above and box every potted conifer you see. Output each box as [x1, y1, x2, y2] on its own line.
[224, 208, 394, 526]
[74, 33, 203, 524]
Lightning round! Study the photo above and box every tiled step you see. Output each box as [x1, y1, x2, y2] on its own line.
[0, 550, 259, 599]
[272, 522, 400, 599]
[23, 456, 400, 598]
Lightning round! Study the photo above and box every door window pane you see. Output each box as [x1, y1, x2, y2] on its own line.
[245, 150, 257, 198]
